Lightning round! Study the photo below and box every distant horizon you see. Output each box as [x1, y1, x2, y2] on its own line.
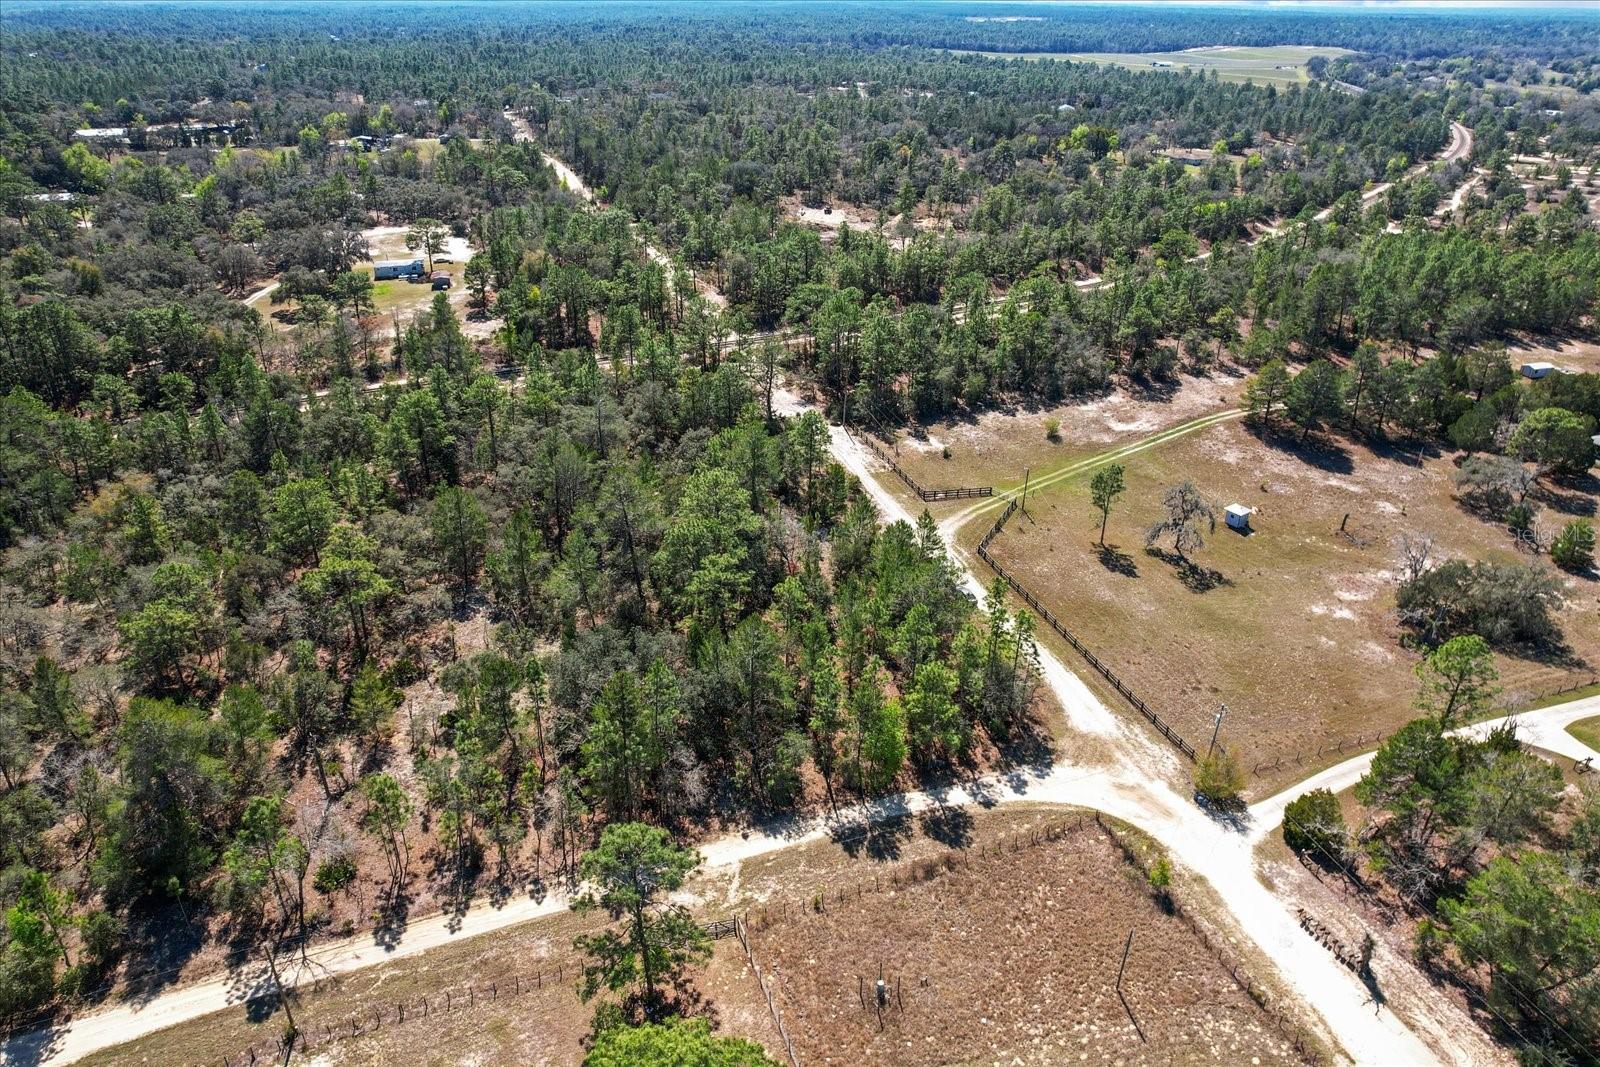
[3, 0, 1596, 6]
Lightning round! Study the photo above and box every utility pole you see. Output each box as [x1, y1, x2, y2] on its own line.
[1021, 466, 1031, 517]
[1207, 703, 1228, 759]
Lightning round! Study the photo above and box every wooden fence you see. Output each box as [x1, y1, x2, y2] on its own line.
[217, 960, 579, 1067]
[855, 431, 993, 502]
[214, 918, 746, 1067]
[1252, 673, 1600, 778]
[735, 919, 801, 1067]
[703, 917, 740, 940]
[975, 498, 1199, 762]
[1251, 731, 1390, 777]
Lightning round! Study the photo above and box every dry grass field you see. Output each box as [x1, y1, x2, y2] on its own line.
[741, 815, 1303, 1066]
[73, 905, 782, 1067]
[948, 45, 1354, 86]
[971, 418, 1600, 778]
[879, 370, 1243, 492]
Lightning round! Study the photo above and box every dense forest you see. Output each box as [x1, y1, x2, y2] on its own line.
[0, 0, 1597, 1056]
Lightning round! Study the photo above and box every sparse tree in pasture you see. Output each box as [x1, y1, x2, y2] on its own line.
[1090, 463, 1125, 547]
[1145, 481, 1216, 562]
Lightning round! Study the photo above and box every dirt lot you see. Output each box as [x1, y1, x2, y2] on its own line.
[75, 897, 784, 1067]
[741, 813, 1303, 1066]
[882, 370, 1244, 492]
[975, 418, 1600, 780]
[1505, 332, 1600, 375]
[1253, 834, 1512, 1067]
[781, 195, 950, 250]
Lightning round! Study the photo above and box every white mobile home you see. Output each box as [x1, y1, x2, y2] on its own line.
[373, 259, 424, 280]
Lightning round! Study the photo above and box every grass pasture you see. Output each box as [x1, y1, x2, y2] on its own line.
[949, 45, 1355, 86]
[1570, 716, 1600, 755]
[877, 371, 1243, 494]
[968, 417, 1600, 781]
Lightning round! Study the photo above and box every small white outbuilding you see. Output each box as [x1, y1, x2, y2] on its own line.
[1224, 503, 1253, 531]
[1520, 362, 1556, 379]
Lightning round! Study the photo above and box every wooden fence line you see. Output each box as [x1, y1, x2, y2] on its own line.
[1251, 731, 1390, 776]
[975, 499, 1199, 762]
[735, 918, 801, 1067]
[1094, 812, 1323, 1065]
[216, 918, 743, 1067]
[1252, 673, 1600, 777]
[854, 429, 993, 503]
[746, 816, 1088, 936]
[749, 813, 1320, 1067]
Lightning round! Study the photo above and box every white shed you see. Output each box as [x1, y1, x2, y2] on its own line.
[1224, 504, 1253, 531]
[1520, 361, 1556, 379]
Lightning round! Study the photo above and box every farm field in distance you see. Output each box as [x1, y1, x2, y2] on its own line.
[965, 415, 1600, 784]
[948, 45, 1356, 85]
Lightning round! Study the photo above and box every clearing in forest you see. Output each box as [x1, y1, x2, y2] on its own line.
[736, 811, 1305, 1066]
[875, 370, 1242, 493]
[969, 417, 1600, 783]
[948, 45, 1355, 86]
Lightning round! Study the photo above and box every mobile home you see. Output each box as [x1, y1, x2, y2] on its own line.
[373, 258, 424, 281]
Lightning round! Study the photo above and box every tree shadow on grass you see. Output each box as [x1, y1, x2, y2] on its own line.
[1534, 473, 1598, 517]
[1096, 543, 1139, 577]
[918, 803, 974, 849]
[829, 811, 915, 862]
[1144, 547, 1231, 593]
[1363, 432, 1443, 470]
[1252, 426, 1356, 475]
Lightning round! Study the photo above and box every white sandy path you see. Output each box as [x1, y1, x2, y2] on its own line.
[1250, 694, 1600, 844]
[504, 111, 727, 310]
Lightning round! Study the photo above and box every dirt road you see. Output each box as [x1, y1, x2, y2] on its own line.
[504, 111, 727, 310]
[1249, 694, 1600, 843]
[826, 417, 1518, 1066]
